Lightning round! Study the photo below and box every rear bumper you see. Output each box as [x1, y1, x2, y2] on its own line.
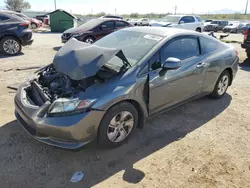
[20, 31, 33, 46]
[14, 83, 106, 149]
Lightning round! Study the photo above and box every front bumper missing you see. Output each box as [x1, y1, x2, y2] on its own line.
[14, 83, 106, 149]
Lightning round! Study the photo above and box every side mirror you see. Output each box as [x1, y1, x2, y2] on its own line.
[179, 21, 184, 24]
[100, 25, 107, 30]
[163, 57, 181, 70]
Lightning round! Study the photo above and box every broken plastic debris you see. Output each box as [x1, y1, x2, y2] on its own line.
[70, 172, 84, 183]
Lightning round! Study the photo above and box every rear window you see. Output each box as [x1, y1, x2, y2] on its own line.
[195, 16, 202, 22]
[116, 21, 128, 28]
[0, 15, 10, 22]
[200, 36, 224, 54]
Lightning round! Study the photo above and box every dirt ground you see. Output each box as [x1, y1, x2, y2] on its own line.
[0, 32, 250, 188]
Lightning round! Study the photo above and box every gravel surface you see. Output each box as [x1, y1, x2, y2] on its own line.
[0, 33, 250, 188]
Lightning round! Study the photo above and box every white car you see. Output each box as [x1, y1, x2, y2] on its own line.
[150, 15, 203, 32]
[135, 18, 150, 26]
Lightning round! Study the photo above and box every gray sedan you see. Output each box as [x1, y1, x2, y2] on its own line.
[15, 27, 238, 149]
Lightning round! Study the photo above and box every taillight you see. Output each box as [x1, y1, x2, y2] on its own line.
[244, 29, 248, 41]
[234, 48, 239, 56]
[20, 22, 30, 28]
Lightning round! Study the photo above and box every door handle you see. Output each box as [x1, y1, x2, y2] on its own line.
[196, 62, 206, 68]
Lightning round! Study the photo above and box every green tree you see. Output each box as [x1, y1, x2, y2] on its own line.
[5, 0, 31, 11]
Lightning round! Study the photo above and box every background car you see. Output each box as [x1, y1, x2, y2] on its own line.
[127, 18, 138, 25]
[150, 15, 203, 32]
[238, 23, 250, 34]
[0, 11, 33, 55]
[203, 19, 213, 26]
[1, 10, 42, 29]
[15, 27, 238, 149]
[241, 27, 250, 58]
[61, 18, 133, 43]
[100, 15, 123, 19]
[223, 22, 241, 33]
[203, 20, 229, 32]
[135, 18, 150, 26]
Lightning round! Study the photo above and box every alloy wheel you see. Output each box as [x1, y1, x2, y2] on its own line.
[217, 75, 229, 95]
[3, 39, 20, 55]
[107, 111, 134, 143]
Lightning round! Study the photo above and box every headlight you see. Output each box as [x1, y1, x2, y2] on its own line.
[48, 98, 96, 115]
[72, 33, 82, 38]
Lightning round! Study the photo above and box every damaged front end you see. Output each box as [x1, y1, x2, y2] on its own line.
[21, 38, 129, 115]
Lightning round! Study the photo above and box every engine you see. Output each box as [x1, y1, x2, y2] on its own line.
[35, 65, 91, 101]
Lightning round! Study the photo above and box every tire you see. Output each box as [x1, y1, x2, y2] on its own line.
[210, 70, 231, 99]
[97, 102, 139, 148]
[214, 28, 218, 32]
[83, 36, 95, 44]
[31, 23, 37, 29]
[195, 28, 201, 32]
[0, 36, 22, 55]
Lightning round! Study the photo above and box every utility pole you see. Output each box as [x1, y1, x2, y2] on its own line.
[54, 0, 57, 10]
[174, 5, 177, 15]
[115, 8, 117, 15]
[245, 0, 249, 14]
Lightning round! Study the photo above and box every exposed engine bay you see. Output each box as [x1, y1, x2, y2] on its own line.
[26, 64, 119, 106]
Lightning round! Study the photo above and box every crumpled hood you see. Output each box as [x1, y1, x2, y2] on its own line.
[150, 21, 172, 27]
[53, 38, 128, 80]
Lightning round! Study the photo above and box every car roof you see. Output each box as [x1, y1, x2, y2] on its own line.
[123, 26, 197, 37]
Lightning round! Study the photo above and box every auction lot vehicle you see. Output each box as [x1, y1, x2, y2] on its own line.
[223, 22, 242, 33]
[203, 20, 229, 32]
[150, 15, 203, 32]
[135, 18, 150, 26]
[241, 27, 250, 58]
[15, 27, 238, 149]
[0, 12, 33, 55]
[1, 10, 42, 29]
[61, 18, 133, 43]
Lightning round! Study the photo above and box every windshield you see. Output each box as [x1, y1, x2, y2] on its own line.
[78, 19, 103, 29]
[160, 15, 180, 23]
[94, 30, 162, 68]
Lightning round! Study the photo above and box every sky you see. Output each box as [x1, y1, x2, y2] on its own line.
[0, 0, 249, 14]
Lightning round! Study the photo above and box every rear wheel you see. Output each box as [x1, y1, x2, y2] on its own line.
[210, 70, 230, 99]
[0, 36, 22, 55]
[98, 102, 138, 148]
[31, 23, 37, 29]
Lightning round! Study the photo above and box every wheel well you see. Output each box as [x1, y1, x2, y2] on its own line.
[0, 34, 22, 45]
[224, 68, 233, 86]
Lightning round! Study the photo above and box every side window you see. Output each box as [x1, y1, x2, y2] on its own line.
[0, 15, 10, 22]
[161, 37, 200, 61]
[115, 21, 128, 28]
[200, 36, 221, 54]
[195, 16, 202, 22]
[101, 21, 114, 30]
[180, 16, 195, 23]
[150, 51, 161, 70]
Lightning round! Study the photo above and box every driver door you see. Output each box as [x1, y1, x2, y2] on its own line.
[148, 36, 207, 115]
[94, 21, 115, 40]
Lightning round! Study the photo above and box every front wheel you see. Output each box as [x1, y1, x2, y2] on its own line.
[83, 36, 95, 44]
[0, 36, 22, 55]
[210, 70, 230, 99]
[98, 102, 138, 148]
